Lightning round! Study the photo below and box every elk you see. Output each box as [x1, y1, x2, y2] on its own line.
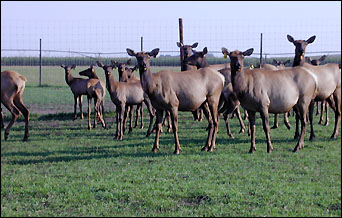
[112, 59, 143, 132]
[127, 47, 225, 154]
[261, 59, 292, 130]
[61, 65, 106, 130]
[184, 47, 246, 138]
[287, 35, 341, 140]
[1, 70, 30, 141]
[306, 55, 329, 125]
[96, 61, 155, 140]
[222, 47, 318, 153]
[77, 65, 107, 129]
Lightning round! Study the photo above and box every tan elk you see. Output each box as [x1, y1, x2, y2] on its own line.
[61, 64, 106, 130]
[306, 55, 330, 125]
[261, 59, 292, 130]
[222, 47, 318, 153]
[1, 71, 30, 141]
[287, 35, 341, 140]
[127, 47, 225, 154]
[111, 59, 143, 132]
[96, 61, 155, 140]
[184, 47, 246, 138]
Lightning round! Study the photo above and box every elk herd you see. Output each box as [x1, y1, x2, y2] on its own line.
[1, 34, 341, 154]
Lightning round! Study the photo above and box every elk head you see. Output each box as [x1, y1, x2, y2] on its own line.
[60, 64, 76, 73]
[78, 64, 95, 77]
[176, 42, 198, 58]
[306, 55, 327, 66]
[287, 34, 316, 66]
[126, 48, 159, 72]
[272, 59, 290, 69]
[183, 47, 208, 69]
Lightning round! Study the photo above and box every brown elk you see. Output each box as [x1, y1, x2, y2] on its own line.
[1, 71, 30, 141]
[184, 47, 246, 138]
[111, 59, 143, 132]
[261, 59, 292, 130]
[61, 65, 106, 130]
[222, 47, 318, 153]
[127, 47, 225, 154]
[306, 55, 330, 125]
[287, 35, 341, 140]
[96, 61, 156, 140]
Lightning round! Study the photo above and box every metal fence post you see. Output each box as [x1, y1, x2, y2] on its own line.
[39, 38, 42, 86]
[141, 37, 143, 52]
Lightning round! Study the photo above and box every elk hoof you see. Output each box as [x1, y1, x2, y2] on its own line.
[4, 133, 9, 141]
[228, 133, 234, 139]
[173, 150, 180, 155]
[201, 146, 209, 151]
[324, 122, 329, 126]
[271, 125, 278, 129]
[267, 148, 273, 153]
[152, 147, 159, 153]
[248, 147, 256, 153]
[309, 134, 315, 141]
[239, 128, 245, 134]
[23, 136, 29, 142]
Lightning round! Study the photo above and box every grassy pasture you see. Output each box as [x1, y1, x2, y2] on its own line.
[1, 66, 341, 217]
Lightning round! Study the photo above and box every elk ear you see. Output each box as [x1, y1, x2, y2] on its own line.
[202, 47, 208, 55]
[126, 48, 136, 57]
[284, 60, 291, 65]
[319, 55, 326, 62]
[176, 42, 183, 48]
[243, 48, 254, 56]
[96, 61, 104, 68]
[71, 64, 76, 70]
[191, 42, 198, 48]
[126, 59, 131, 65]
[287, 34, 295, 43]
[306, 35, 316, 44]
[132, 65, 138, 71]
[90, 64, 94, 69]
[60, 64, 65, 69]
[148, 48, 160, 58]
[272, 59, 278, 65]
[111, 60, 118, 69]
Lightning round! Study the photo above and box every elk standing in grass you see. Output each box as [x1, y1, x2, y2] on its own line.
[184, 47, 246, 138]
[96, 61, 155, 140]
[306, 55, 330, 125]
[112, 59, 144, 132]
[1, 70, 30, 141]
[61, 64, 106, 130]
[222, 47, 318, 153]
[127, 48, 225, 154]
[287, 35, 341, 140]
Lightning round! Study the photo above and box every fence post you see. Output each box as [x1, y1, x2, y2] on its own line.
[39, 38, 42, 87]
[259, 33, 263, 67]
[141, 36, 143, 52]
[179, 18, 184, 71]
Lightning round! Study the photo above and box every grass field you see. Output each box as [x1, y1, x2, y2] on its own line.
[1, 66, 341, 216]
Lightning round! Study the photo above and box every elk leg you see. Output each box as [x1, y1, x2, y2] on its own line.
[152, 109, 164, 153]
[328, 89, 341, 139]
[87, 97, 92, 130]
[79, 95, 84, 120]
[224, 112, 234, 138]
[318, 100, 325, 124]
[283, 112, 291, 130]
[294, 109, 300, 140]
[208, 103, 219, 152]
[140, 103, 144, 129]
[128, 105, 134, 133]
[324, 100, 329, 126]
[200, 102, 214, 152]
[235, 107, 245, 134]
[73, 95, 78, 120]
[316, 101, 320, 116]
[248, 110, 256, 153]
[1, 107, 4, 129]
[260, 109, 273, 153]
[115, 107, 119, 139]
[308, 100, 315, 141]
[169, 108, 181, 154]
[293, 104, 309, 152]
[134, 104, 141, 128]
[122, 105, 130, 134]
[271, 113, 279, 129]
[118, 104, 125, 140]
[2, 98, 20, 141]
[144, 96, 155, 137]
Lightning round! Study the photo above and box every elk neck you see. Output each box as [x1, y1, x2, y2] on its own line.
[138, 65, 155, 95]
[65, 72, 75, 86]
[293, 53, 305, 67]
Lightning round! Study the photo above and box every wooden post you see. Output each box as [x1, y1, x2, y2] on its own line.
[141, 36, 143, 52]
[39, 38, 42, 87]
[259, 33, 263, 67]
[179, 18, 184, 71]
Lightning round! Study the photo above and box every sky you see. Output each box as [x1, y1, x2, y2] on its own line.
[1, 1, 341, 58]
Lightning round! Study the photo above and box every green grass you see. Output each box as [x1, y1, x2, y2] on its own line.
[1, 66, 341, 217]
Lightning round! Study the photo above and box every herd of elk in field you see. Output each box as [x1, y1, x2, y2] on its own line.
[1, 34, 341, 154]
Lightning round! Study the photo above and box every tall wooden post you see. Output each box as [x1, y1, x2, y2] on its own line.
[141, 36, 143, 51]
[179, 18, 184, 71]
[259, 33, 263, 67]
